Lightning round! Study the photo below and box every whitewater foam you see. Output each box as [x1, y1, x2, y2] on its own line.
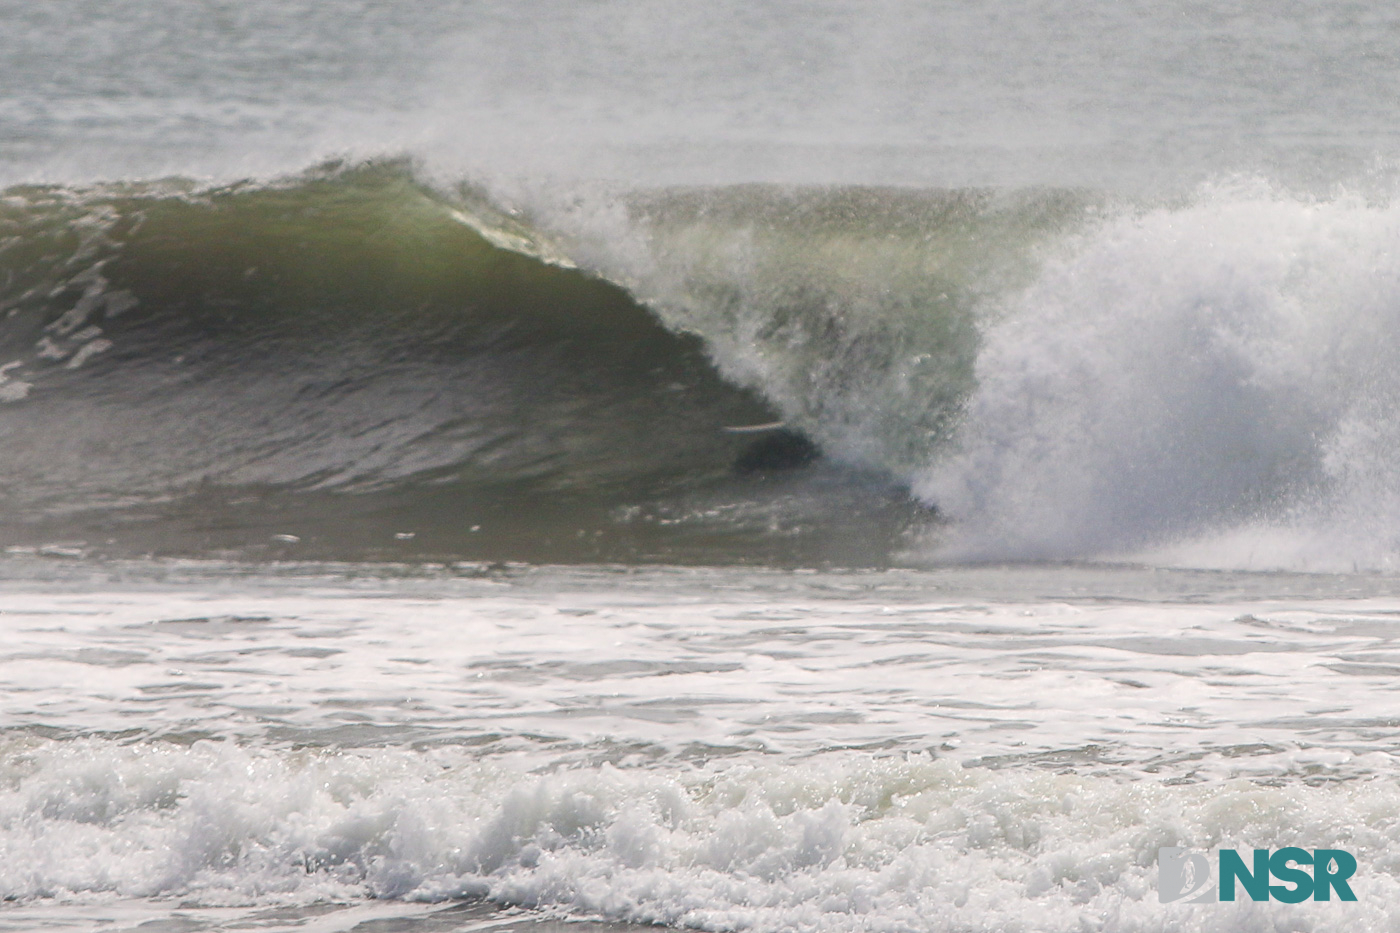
[4, 550, 1400, 930]
[912, 182, 1400, 569]
[5, 730, 1400, 931]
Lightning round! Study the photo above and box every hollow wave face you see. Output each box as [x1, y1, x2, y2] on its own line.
[569, 185, 1094, 475]
[8, 162, 1400, 570]
[0, 163, 933, 565]
[916, 182, 1400, 570]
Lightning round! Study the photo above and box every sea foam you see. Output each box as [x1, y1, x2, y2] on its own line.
[915, 181, 1400, 570]
[3, 737, 1400, 932]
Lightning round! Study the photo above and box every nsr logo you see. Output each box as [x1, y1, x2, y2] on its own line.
[1158, 847, 1358, 903]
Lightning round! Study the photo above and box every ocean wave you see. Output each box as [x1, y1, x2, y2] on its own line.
[2, 737, 1398, 931]
[0, 161, 931, 565]
[7, 161, 1400, 570]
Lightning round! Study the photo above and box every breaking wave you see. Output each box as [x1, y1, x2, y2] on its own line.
[4, 737, 1399, 932]
[5, 161, 1400, 570]
[0, 162, 941, 565]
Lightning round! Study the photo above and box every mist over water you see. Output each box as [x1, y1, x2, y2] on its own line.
[412, 0, 1400, 192]
[7, 0, 1400, 190]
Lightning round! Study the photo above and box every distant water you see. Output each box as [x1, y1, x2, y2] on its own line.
[5, 2, 1400, 931]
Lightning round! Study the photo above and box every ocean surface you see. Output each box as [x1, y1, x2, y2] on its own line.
[5, 2, 1400, 930]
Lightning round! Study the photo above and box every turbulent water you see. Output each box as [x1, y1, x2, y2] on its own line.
[6, 2, 1400, 931]
[10, 164, 1400, 572]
